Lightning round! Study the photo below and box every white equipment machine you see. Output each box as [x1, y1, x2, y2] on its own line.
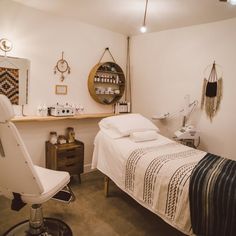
[152, 95, 200, 147]
[174, 125, 199, 140]
[49, 103, 75, 116]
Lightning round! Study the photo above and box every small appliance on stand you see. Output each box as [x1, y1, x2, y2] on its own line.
[49, 103, 75, 117]
[152, 95, 200, 148]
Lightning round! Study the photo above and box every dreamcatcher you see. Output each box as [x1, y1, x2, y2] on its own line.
[201, 62, 223, 121]
[54, 51, 71, 82]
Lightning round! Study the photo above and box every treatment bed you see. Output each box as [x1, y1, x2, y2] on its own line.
[92, 114, 236, 236]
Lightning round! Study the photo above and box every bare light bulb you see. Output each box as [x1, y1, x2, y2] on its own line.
[140, 25, 147, 33]
[229, 0, 236, 5]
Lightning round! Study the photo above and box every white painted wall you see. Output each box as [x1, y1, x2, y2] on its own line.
[1, 0, 235, 167]
[131, 18, 236, 160]
[0, 0, 127, 168]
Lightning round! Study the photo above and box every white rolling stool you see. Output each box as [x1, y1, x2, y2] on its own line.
[0, 94, 74, 236]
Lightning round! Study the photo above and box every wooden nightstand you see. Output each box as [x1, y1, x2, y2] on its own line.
[46, 140, 84, 183]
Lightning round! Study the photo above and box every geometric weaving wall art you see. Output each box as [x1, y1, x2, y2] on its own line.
[0, 67, 19, 105]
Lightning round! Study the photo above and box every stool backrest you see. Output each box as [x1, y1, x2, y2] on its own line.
[0, 95, 44, 196]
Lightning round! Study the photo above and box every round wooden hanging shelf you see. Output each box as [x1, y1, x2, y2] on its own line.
[88, 62, 125, 105]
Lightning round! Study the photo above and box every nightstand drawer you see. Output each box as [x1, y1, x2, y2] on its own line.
[57, 148, 82, 158]
[58, 162, 81, 175]
[57, 155, 79, 168]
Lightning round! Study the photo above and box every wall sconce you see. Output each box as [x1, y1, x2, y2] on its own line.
[140, 0, 149, 33]
[0, 38, 13, 53]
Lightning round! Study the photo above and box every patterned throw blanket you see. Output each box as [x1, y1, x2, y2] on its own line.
[189, 153, 236, 236]
[124, 142, 205, 234]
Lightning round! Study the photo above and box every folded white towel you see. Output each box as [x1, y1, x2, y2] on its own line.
[130, 130, 159, 142]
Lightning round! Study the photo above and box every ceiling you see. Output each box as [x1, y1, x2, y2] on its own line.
[13, 0, 236, 35]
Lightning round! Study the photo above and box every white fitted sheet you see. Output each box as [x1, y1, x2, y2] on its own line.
[92, 131, 172, 187]
[92, 131, 204, 235]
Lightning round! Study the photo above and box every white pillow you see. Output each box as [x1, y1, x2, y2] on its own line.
[99, 113, 159, 137]
[130, 130, 159, 142]
[100, 127, 124, 139]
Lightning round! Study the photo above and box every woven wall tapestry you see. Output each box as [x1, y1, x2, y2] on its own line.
[201, 62, 222, 121]
[0, 67, 19, 105]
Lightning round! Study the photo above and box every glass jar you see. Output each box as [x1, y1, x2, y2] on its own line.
[49, 131, 57, 144]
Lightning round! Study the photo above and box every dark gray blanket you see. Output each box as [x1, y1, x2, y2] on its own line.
[189, 153, 236, 236]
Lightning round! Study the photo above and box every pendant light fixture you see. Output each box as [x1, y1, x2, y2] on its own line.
[229, 0, 236, 4]
[219, 0, 236, 5]
[140, 0, 149, 33]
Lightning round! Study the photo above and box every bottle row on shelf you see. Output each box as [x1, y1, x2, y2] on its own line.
[95, 86, 120, 95]
[94, 73, 122, 84]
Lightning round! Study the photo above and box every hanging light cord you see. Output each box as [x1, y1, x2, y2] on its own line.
[125, 36, 132, 112]
[143, 0, 149, 27]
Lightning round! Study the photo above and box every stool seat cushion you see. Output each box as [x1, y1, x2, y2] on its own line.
[21, 166, 70, 204]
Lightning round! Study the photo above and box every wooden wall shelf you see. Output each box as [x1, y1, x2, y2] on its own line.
[88, 62, 125, 105]
[11, 113, 114, 123]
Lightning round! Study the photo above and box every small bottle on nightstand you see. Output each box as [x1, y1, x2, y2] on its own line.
[67, 127, 75, 143]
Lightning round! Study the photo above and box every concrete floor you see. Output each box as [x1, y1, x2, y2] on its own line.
[0, 171, 186, 236]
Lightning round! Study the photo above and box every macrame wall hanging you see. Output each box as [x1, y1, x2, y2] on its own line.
[201, 62, 223, 121]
